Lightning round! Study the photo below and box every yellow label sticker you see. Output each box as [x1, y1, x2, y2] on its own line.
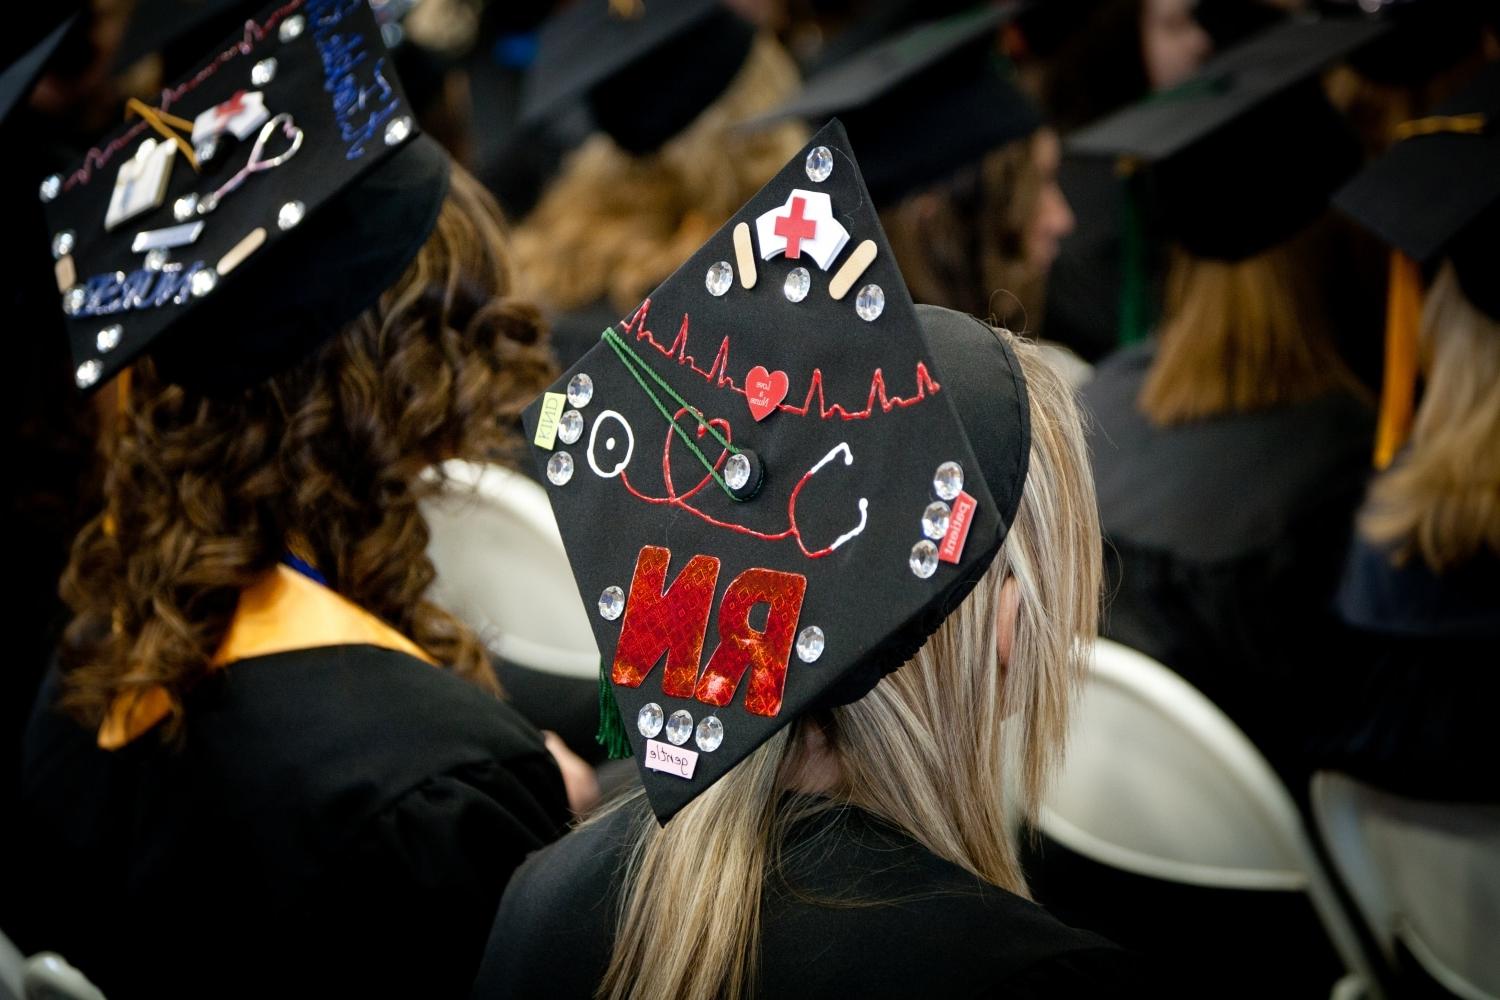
[533, 392, 567, 449]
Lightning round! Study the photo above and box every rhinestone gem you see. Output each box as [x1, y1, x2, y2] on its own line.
[783, 266, 811, 303]
[546, 451, 574, 486]
[190, 268, 218, 298]
[805, 145, 833, 183]
[705, 260, 733, 297]
[51, 230, 75, 259]
[144, 248, 169, 271]
[637, 703, 664, 738]
[695, 716, 724, 752]
[921, 501, 951, 540]
[95, 324, 123, 353]
[796, 626, 825, 663]
[39, 174, 62, 203]
[933, 461, 964, 501]
[277, 200, 306, 231]
[855, 283, 885, 321]
[665, 710, 694, 746]
[598, 585, 625, 621]
[910, 540, 939, 579]
[723, 452, 752, 491]
[557, 409, 584, 445]
[63, 287, 86, 315]
[566, 373, 594, 408]
[173, 194, 199, 222]
[278, 13, 306, 41]
[74, 360, 102, 389]
[250, 57, 277, 85]
[384, 115, 413, 146]
[194, 136, 218, 163]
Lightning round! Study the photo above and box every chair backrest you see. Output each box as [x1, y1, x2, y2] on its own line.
[422, 460, 599, 679]
[1041, 639, 1380, 992]
[1312, 772, 1500, 1000]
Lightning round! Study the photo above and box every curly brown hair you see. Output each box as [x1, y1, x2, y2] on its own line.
[58, 165, 555, 735]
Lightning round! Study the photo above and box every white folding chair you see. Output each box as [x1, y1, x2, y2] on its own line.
[0, 931, 106, 1000]
[1312, 772, 1500, 1000]
[1039, 638, 1383, 998]
[422, 460, 599, 680]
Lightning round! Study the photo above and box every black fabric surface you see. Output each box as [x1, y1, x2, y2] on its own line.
[473, 801, 1155, 999]
[1082, 343, 1374, 784]
[14, 644, 569, 999]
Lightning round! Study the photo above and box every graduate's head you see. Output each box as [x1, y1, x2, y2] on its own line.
[528, 122, 1100, 1000]
[49, 2, 550, 733]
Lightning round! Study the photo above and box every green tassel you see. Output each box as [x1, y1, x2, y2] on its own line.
[1118, 167, 1151, 347]
[595, 658, 633, 759]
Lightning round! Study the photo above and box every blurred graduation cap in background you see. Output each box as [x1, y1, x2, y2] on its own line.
[1334, 61, 1500, 467]
[752, 4, 1041, 206]
[1317, 0, 1498, 86]
[1, 7, 84, 124]
[41, 0, 450, 396]
[518, 0, 757, 155]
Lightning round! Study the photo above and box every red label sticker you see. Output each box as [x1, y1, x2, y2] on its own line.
[938, 490, 977, 564]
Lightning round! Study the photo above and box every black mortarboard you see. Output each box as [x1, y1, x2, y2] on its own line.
[1318, 0, 1496, 86]
[1334, 62, 1500, 322]
[113, 0, 259, 73]
[518, 0, 756, 155]
[1, 10, 81, 124]
[41, 0, 450, 396]
[1068, 16, 1387, 260]
[755, 5, 1040, 206]
[522, 120, 1031, 823]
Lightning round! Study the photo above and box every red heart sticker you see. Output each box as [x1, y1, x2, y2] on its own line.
[744, 366, 789, 422]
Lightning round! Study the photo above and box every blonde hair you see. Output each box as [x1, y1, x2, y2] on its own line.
[880, 135, 1046, 331]
[511, 35, 807, 314]
[1139, 223, 1368, 426]
[1360, 263, 1500, 571]
[596, 331, 1102, 1000]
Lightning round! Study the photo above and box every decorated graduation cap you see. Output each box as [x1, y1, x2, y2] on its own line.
[41, 0, 448, 395]
[1068, 15, 1386, 262]
[1334, 61, 1500, 467]
[756, 5, 1040, 206]
[523, 120, 1031, 823]
[518, 0, 756, 155]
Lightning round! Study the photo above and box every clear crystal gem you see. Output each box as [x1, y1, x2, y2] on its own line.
[705, 260, 733, 297]
[51, 230, 75, 259]
[566, 373, 594, 408]
[557, 409, 584, 445]
[277, 200, 306, 231]
[805, 145, 833, 183]
[546, 451, 574, 486]
[173, 194, 199, 222]
[796, 626, 825, 663]
[665, 710, 694, 746]
[278, 13, 306, 41]
[39, 174, 62, 203]
[695, 716, 724, 752]
[62, 286, 86, 315]
[384, 115, 413, 146]
[144, 248, 169, 271]
[250, 57, 277, 85]
[638, 703, 664, 738]
[194, 136, 218, 163]
[921, 501, 951, 540]
[909, 540, 939, 579]
[932, 461, 964, 501]
[855, 283, 885, 321]
[74, 360, 103, 389]
[598, 585, 625, 620]
[190, 268, 218, 298]
[95, 324, 123, 353]
[723, 453, 752, 491]
[783, 266, 811, 303]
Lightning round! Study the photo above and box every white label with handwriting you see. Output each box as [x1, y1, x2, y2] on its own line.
[644, 739, 698, 779]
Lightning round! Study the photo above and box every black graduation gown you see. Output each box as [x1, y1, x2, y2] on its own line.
[472, 801, 1151, 999]
[1081, 343, 1375, 785]
[1311, 538, 1500, 802]
[15, 644, 570, 999]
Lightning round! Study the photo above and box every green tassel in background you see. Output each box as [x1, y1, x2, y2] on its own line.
[595, 658, 633, 759]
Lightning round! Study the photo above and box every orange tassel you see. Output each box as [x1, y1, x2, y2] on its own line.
[1374, 251, 1422, 469]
